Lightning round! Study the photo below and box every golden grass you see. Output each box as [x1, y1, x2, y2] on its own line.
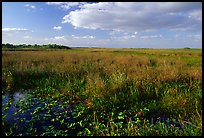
[2, 49, 202, 81]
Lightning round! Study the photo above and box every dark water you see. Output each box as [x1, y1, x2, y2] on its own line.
[2, 92, 30, 123]
[2, 91, 77, 135]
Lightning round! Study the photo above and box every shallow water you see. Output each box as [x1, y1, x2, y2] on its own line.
[2, 92, 28, 123]
[2, 91, 77, 135]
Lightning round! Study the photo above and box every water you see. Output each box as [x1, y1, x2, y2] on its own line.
[2, 91, 77, 135]
[2, 91, 40, 123]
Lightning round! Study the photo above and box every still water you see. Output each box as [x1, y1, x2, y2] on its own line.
[2, 91, 77, 135]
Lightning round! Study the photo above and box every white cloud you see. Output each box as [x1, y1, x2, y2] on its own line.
[109, 30, 139, 40]
[44, 36, 65, 41]
[25, 4, 36, 9]
[53, 26, 62, 30]
[2, 28, 28, 32]
[44, 36, 67, 44]
[46, 2, 86, 10]
[54, 36, 65, 40]
[72, 35, 95, 39]
[43, 35, 100, 47]
[82, 35, 95, 39]
[62, 2, 201, 33]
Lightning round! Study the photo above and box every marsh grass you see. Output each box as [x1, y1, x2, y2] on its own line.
[2, 48, 202, 136]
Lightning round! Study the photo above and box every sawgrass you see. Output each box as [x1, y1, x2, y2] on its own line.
[2, 48, 202, 136]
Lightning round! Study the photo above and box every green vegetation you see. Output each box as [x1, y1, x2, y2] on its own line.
[2, 43, 71, 51]
[2, 46, 202, 136]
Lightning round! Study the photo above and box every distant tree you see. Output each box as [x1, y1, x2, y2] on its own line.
[184, 47, 191, 49]
[2, 43, 71, 49]
[22, 44, 27, 48]
[4, 43, 14, 48]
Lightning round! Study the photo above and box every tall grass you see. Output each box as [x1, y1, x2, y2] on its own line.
[2, 48, 202, 136]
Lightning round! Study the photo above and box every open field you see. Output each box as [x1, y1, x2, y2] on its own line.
[2, 48, 202, 136]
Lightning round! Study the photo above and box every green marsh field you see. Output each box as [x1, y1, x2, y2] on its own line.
[2, 47, 202, 136]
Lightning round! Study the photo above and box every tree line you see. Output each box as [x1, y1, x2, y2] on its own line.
[2, 43, 71, 49]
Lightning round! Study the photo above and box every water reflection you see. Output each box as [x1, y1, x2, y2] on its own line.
[2, 91, 76, 135]
[2, 92, 28, 123]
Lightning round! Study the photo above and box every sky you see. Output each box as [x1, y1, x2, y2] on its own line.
[2, 2, 202, 48]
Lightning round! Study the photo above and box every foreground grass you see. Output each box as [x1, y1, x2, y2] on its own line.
[2, 48, 202, 136]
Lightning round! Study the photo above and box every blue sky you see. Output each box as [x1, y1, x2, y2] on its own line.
[2, 2, 202, 48]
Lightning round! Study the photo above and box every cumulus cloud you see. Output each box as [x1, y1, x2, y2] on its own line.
[2, 28, 28, 32]
[62, 2, 201, 33]
[53, 26, 62, 30]
[46, 2, 86, 10]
